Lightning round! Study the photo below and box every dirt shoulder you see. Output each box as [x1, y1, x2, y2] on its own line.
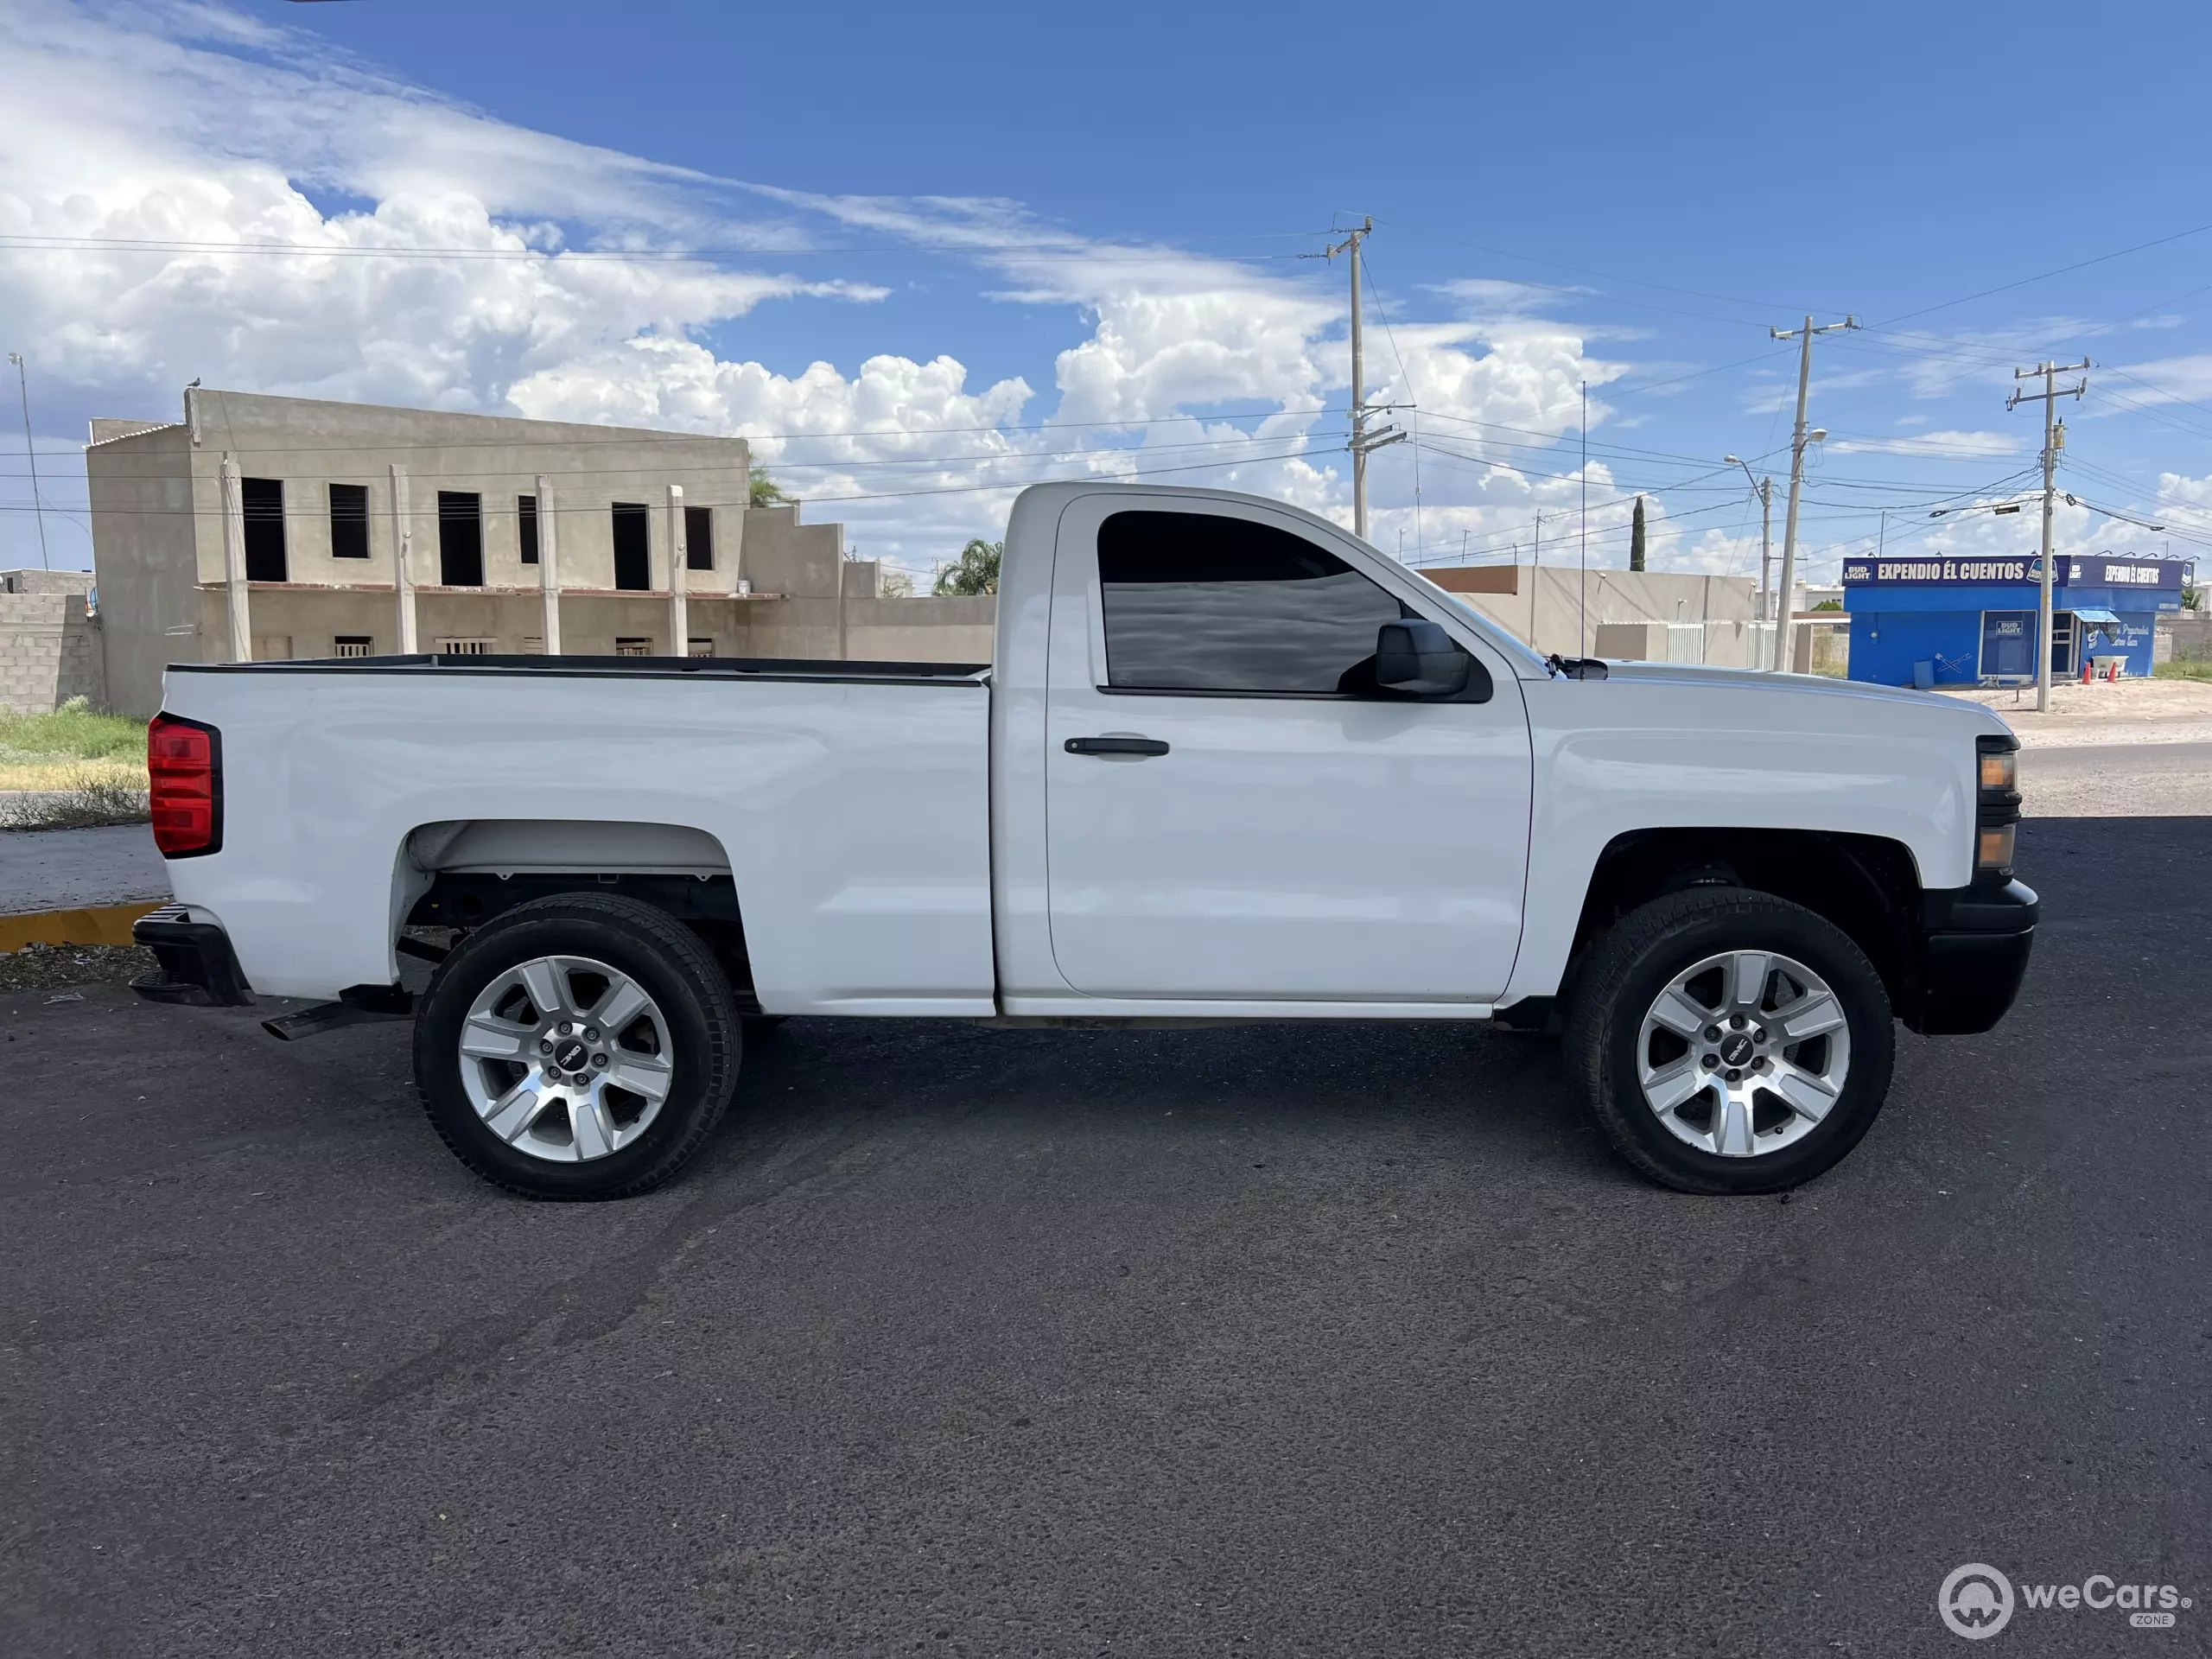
[1932, 678, 2212, 747]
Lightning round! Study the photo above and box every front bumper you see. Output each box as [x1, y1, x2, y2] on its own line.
[1904, 877, 2037, 1036]
[130, 905, 254, 1007]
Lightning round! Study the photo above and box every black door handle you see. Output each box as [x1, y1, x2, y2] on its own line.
[1065, 736, 1170, 757]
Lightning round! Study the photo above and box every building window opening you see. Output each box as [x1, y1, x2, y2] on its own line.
[688, 638, 715, 658]
[518, 494, 539, 564]
[328, 483, 370, 560]
[685, 505, 714, 571]
[334, 635, 373, 658]
[242, 477, 287, 582]
[435, 637, 496, 656]
[612, 502, 651, 590]
[614, 637, 653, 657]
[437, 492, 484, 587]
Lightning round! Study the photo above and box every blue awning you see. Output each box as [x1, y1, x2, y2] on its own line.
[2071, 607, 2121, 624]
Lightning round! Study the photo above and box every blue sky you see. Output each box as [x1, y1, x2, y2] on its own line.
[4, 0, 2212, 588]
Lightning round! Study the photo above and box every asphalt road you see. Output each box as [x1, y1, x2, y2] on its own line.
[0, 823, 168, 914]
[2020, 741, 2212, 817]
[3, 817, 2207, 1658]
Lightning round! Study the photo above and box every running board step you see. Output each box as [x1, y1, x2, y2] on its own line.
[261, 995, 411, 1042]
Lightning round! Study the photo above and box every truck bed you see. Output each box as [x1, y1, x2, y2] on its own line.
[158, 654, 998, 1013]
[173, 652, 990, 685]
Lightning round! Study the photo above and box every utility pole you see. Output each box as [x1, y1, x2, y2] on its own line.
[7, 353, 48, 569]
[1770, 314, 1858, 671]
[1579, 382, 1588, 655]
[667, 482, 689, 658]
[1726, 455, 1775, 655]
[1321, 218, 1402, 542]
[1529, 509, 1544, 648]
[2008, 359, 2089, 711]
[534, 474, 562, 655]
[219, 457, 250, 662]
[391, 463, 417, 654]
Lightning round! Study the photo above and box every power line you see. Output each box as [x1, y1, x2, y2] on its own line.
[0, 232, 1315, 266]
[10, 441, 1338, 518]
[1872, 218, 2212, 327]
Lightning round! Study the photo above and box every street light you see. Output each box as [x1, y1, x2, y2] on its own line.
[6, 351, 48, 571]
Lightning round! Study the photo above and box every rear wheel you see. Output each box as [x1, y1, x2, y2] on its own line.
[413, 893, 741, 1199]
[1567, 888, 1894, 1194]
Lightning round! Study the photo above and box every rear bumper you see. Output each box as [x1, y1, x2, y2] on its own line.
[1904, 878, 2037, 1036]
[130, 905, 254, 1007]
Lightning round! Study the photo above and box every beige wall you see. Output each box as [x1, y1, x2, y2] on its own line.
[843, 595, 996, 664]
[87, 422, 200, 717]
[85, 390, 1001, 710]
[1414, 563, 1760, 658]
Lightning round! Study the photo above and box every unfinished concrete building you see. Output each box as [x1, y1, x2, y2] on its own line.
[86, 391, 995, 718]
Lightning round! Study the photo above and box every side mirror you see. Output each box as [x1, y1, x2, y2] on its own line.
[1374, 619, 1471, 696]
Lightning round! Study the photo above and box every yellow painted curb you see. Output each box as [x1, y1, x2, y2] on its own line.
[0, 900, 167, 954]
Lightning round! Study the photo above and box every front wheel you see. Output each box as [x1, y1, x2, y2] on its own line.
[413, 893, 741, 1199]
[1566, 889, 1895, 1195]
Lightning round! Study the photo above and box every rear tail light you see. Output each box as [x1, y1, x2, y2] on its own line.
[148, 713, 223, 857]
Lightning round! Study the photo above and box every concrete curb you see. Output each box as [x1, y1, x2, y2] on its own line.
[0, 901, 166, 954]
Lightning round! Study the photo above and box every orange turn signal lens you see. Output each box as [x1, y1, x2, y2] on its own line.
[1979, 749, 2017, 791]
[1977, 824, 2016, 870]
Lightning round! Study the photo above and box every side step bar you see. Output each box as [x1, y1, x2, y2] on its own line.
[261, 993, 412, 1042]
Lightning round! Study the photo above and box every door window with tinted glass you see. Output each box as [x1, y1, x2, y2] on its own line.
[1096, 510, 1408, 693]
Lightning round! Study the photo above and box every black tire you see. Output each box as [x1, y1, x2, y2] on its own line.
[413, 893, 741, 1200]
[1565, 888, 1895, 1195]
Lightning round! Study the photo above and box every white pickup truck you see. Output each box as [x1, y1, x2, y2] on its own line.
[134, 482, 2036, 1199]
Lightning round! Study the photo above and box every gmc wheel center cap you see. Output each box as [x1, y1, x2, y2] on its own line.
[554, 1039, 590, 1071]
[1719, 1033, 1756, 1066]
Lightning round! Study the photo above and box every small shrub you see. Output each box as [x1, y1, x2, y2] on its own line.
[0, 771, 149, 831]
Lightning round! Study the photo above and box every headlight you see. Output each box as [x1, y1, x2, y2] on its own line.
[1974, 734, 2021, 876]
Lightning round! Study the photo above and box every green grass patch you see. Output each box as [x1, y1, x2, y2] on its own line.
[2153, 658, 2212, 681]
[0, 699, 145, 767]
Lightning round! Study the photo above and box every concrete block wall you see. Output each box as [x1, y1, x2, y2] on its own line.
[2160, 613, 2211, 664]
[2, 569, 98, 598]
[0, 590, 107, 715]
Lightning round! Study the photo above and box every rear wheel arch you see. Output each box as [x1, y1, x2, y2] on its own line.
[389, 817, 760, 1014]
[413, 890, 742, 1198]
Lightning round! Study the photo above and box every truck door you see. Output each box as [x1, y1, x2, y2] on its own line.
[1043, 497, 1533, 1003]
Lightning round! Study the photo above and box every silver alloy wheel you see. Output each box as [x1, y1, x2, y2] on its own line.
[1636, 949, 1852, 1158]
[457, 954, 675, 1163]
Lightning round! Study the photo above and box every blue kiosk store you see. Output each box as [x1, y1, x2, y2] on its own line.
[1842, 551, 2189, 686]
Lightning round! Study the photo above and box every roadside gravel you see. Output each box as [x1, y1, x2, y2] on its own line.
[0, 941, 158, 993]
